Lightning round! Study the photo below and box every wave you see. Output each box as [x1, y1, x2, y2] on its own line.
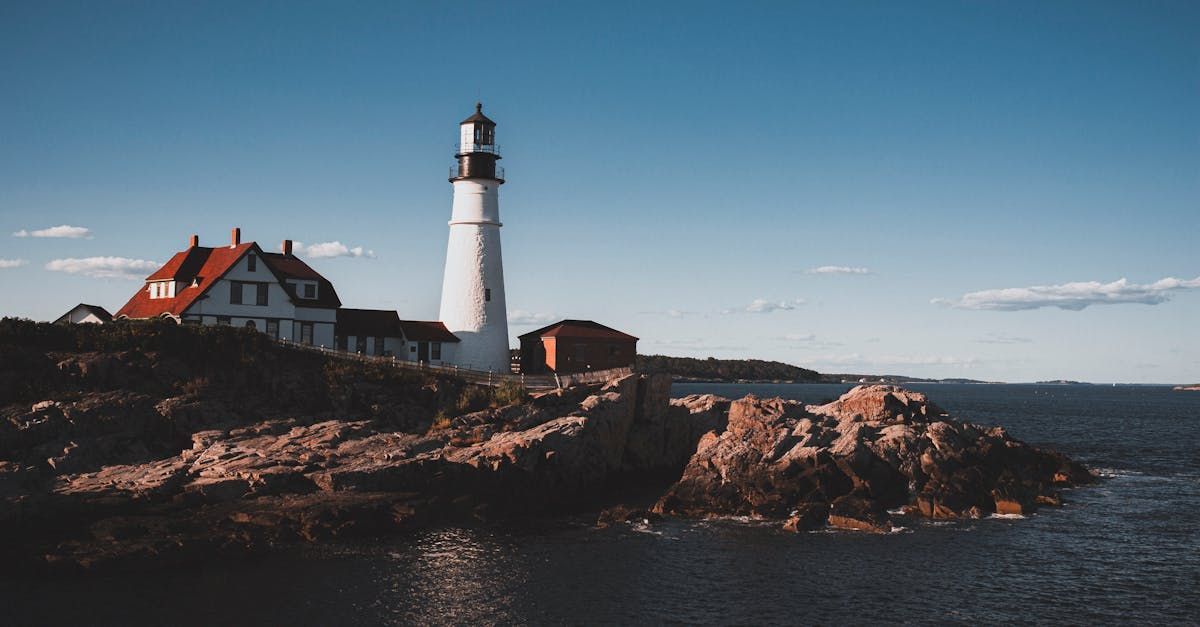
[1094, 467, 1145, 478]
[988, 513, 1027, 520]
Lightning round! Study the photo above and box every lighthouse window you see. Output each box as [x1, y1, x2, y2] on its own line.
[485, 288, 492, 302]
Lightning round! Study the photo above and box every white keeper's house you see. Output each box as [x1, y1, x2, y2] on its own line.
[114, 228, 459, 365]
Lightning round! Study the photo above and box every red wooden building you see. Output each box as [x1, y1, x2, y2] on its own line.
[518, 319, 638, 374]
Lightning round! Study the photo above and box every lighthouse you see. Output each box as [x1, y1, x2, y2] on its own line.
[437, 103, 511, 372]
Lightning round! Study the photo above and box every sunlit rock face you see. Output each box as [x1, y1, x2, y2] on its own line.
[653, 385, 1094, 532]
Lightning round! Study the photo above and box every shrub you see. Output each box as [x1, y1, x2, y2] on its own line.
[492, 381, 528, 407]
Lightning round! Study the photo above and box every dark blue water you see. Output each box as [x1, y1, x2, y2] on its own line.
[5, 384, 1198, 625]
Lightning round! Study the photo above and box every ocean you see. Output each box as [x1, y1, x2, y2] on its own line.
[6, 383, 1198, 625]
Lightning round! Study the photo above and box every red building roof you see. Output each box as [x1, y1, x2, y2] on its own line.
[517, 319, 638, 342]
[398, 320, 461, 342]
[115, 241, 341, 319]
[337, 308, 402, 338]
[260, 252, 342, 309]
[115, 243, 257, 319]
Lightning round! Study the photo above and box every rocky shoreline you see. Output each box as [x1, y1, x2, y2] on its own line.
[0, 323, 1095, 572]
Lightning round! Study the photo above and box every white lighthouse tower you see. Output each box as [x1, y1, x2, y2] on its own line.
[438, 103, 510, 372]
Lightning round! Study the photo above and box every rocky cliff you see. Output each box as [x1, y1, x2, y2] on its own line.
[0, 320, 1094, 570]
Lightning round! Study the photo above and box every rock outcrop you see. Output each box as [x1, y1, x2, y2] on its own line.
[0, 321, 1097, 570]
[654, 386, 1094, 531]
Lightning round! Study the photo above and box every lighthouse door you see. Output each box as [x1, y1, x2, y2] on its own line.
[417, 342, 430, 363]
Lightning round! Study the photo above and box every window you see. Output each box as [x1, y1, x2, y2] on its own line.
[245, 320, 257, 330]
[304, 283, 316, 299]
[374, 337, 385, 356]
[574, 344, 587, 363]
[301, 322, 313, 345]
[355, 336, 367, 354]
[431, 342, 442, 361]
[230, 282, 243, 305]
[256, 283, 268, 306]
[266, 319, 279, 339]
[485, 288, 492, 302]
[149, 283, 158, 299]
[410, 346, 417, 353]
[247, 254, 256, 272]
[216, 316, 231, 326]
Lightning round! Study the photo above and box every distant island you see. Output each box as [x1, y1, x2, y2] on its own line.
[637, 355, 821, 382]
[636, 355, 993, 385]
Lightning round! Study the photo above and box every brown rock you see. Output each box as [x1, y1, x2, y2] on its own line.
[782, 503, 829, 532]
[827, 495, 891, 533]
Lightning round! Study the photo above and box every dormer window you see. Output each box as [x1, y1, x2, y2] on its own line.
[149, 281, 172, 299]
[288, 280, 318, 299]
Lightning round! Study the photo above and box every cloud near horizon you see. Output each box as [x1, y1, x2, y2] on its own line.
[934, 276, 1200, 311]
[782, 333, 843, 349]
[805, 265, 871, 275]
[13, 224, 92, 239]
[44, 257, 159, 279]
[976, 332, 1033, 344]
[295, 241, 376, 259]
[0, 258, 29, 269]
[508, 310, 558, 326]
[733, 298, 805, 314]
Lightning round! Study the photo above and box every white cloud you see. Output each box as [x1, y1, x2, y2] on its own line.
[0, 258, 28, 269]
[12, 224, 92, 239]
[295, 241, 376, 259]
[734, 298, 805, 314]
[637, 308, 694, 318]
[934, 276, 1200, 311]
[782, 333, 843, 349]
[508, 310, 558, 326]
[44, 257, 159, 279]
[977, 332, 1033, 344]
[806, 265, 871, 275]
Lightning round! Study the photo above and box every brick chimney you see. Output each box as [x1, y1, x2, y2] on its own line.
[230, 227, 241, 247]
[282, 239, 293, 256]
[189, 234, 199, 248]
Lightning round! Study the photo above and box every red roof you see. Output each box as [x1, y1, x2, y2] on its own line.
[115, 242, 341, 319]
[337, 308, 402, 337]
[115, 243, 257, 319]
[517, 319, 638, 342]
[261, 252, 342, 309]
[398, 320, 460, 343]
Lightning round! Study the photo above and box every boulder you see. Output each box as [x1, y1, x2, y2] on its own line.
[827, 495, 891, 533]
[656, 384, 1094, 528]
[782, 503, 829, 533]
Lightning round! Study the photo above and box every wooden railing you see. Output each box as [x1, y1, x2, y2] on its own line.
[275, 339, 632, 390]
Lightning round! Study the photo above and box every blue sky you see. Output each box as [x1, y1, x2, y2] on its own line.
[1, 1, 1197, 383]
